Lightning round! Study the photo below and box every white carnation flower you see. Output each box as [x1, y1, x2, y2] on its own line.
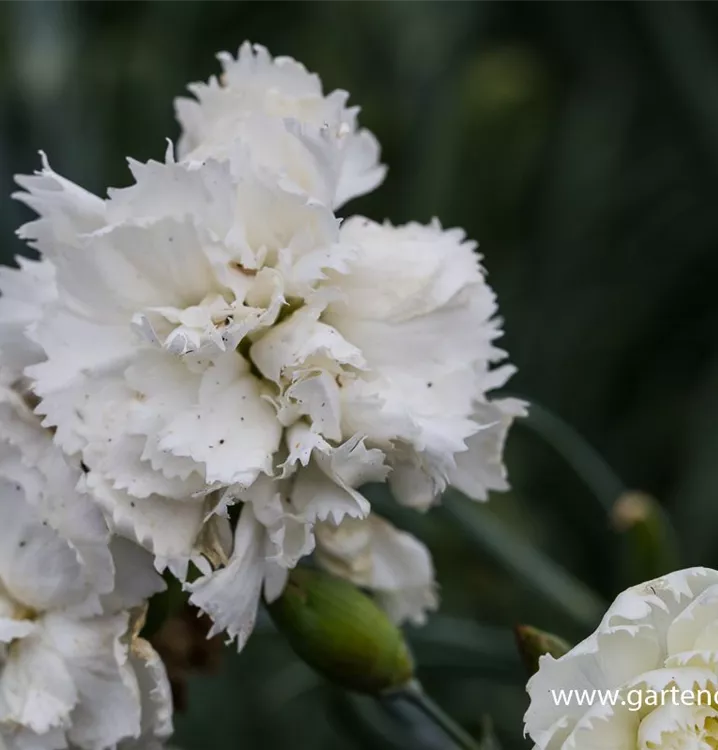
[175, 42, 386, 209]
[8, 51, 519, 649]
[315, 513, 438, 625]
[525, 567, 718, 750]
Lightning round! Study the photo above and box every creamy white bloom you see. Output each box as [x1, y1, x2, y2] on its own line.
[175, 42, 386, 209]
[315, 513, 438, 625]
[8, 50, 519, 649]
[525, 567, 718, 750]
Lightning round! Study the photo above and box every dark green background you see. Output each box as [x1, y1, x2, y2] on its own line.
[2, 2, 718, 748]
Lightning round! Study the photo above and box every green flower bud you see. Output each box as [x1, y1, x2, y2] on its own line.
[514, 624, 571, 676]
[612, 490, 680, 585]
[266, 568, 414, 695]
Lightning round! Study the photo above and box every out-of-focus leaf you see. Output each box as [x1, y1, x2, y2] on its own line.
[639, 2, 718, 175]
[516, 400, 626, 513]
[329, 691, 420, 750]
[442, 491, 606, 630]
[408, 616, 522, 681]
[670, 359, 718, 567]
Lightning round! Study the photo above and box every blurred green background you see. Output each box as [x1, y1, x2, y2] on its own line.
[3, 1, 718, 748]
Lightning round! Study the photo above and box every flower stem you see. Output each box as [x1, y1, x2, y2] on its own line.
[398, 680, 482, 750]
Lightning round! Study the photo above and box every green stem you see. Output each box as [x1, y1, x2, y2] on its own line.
[518, 398, 626, 513]
[399, 680, 482, 750]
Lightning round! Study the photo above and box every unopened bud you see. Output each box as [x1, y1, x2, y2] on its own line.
[266, 568, 414, 695]
[514, 624, 570, 676]
[612, 491, 680, 584]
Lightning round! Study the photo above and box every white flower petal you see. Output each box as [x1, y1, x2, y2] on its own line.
[290, 462, 369, 526]
[101, 538, 166, 614]
[236, 474, 314, 569]
[279, 370, 342, 441]
[128, 638, 173, 747]
[250, 306, 364, 385]
[0, 611, 36, 643]
[84, 473, 205, 566]
[334, 128, 386, 210]
[174, 42, 385, 209]
[0, 480, 87, 612]
[1, 725, 67, 750]
[187, 505, 266, 651]
[284, 425, 385, 525]
[0, 390, 114, 597]
[42, 612, 142, 750]
[0, 633, 77, 734]
[448, 397, 528, 503]
[13, 153, 106, 258]
[638, 702, 718, 750]
[0, 257, 56, 381]
[155, 354, 281, 486]
[26, 314, 134, 456]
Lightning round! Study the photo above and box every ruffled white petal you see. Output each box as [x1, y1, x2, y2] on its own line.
[12, 153, 106, 258]
[186, 504, 267, 651]
[174, 42, 385, 209]
[0, 388, 114, 597]
[447, 397, 527, 503]
[150, 354, 281, 487]
[234, 474, 314, 569]
[126, 638, 173, 748]
[0, 633, 77, 734]
[83, 473, 206, 567]
[44, 612, 142, 750]
[284, 424, 387, 525]
[0, 480, 88, 612]
[101, 538, 166, 613]
[0, 257, 56, 382]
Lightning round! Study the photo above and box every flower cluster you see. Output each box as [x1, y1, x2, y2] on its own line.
[1, 41, 521, 742]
